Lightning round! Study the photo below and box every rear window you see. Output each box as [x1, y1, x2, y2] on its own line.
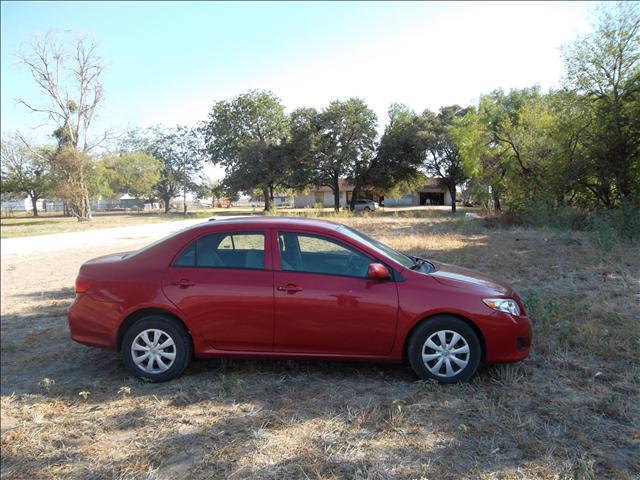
[124, 225, 198, 259]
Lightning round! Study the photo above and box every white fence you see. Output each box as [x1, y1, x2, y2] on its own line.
[1, 199, 162, 216]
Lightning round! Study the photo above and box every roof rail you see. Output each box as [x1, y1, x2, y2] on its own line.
[208, 214, 262, 222]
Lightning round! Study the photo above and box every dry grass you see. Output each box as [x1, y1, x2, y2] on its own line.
[0, 208, 258, 238]
[1, 212, 638, 479]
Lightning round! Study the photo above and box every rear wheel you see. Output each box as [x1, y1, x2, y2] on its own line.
[407, 315, 481, 383]
[122, 314, 192, 382]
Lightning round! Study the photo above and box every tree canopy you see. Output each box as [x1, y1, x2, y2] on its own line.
[203, 90, 289, 211]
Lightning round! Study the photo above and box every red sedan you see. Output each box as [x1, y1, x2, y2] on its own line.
[68, 217, 531, 383]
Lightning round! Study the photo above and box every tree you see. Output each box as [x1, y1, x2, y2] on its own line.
[120, 126, 203, 214]
[0, 135, 52, 216]
[306, 99, 378, 211]
[157, 126, 205, 215]
[452, 107, 508, 211]
[454, 88, 569, 211]
[17, 32, 107, 221]
[98, 152, 162, 199]
[284, 107, 322, 190]
[421, 106, 470, 212]
[193, 176, 226, 207]
[203, 90, 289, 211]
[561, 1, 640, 206]
[371, 104, 431, 197]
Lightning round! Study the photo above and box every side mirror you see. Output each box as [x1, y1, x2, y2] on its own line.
[368, 263, 391, 280]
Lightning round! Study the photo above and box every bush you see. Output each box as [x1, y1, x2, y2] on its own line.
[522, 200, 587, 230]
[520, 198, 640, 246]
[586, 199, 640, 244]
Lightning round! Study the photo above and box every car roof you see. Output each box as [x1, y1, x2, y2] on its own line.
[190, 215, 343, 232]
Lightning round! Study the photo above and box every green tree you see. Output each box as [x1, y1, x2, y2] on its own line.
[302, 99, 378, 211]
[98, 152, 162, 199]
[49, 147, 93, 219]
[203, 90, 289, 211]
[157, 126, 204, 215]
[121, 126, 203, 214]
[284, 107, 322, 190]
[0, 135, 53, 216]
[451, 107, 508, 211]
[561, 1, 640, 206]
[455, 88, 562, 210]
[366, 104, 428, 202]
[193, 176, 226, 207]
[420, 106, 470, 212]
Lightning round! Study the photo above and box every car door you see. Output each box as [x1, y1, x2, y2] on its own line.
[162, 230, 274, 352]
[273, 231, 398, 355]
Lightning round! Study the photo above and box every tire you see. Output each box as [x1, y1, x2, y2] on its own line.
[364, 206, 371, 212]
[122, 314, 192, 382]
[407, 315, 481, 384]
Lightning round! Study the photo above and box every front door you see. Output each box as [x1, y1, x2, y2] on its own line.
[162, 231, 274, 351]
[273, 231, 398, 355]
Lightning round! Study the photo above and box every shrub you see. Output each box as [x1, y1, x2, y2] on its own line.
[517, 198, 640, 247]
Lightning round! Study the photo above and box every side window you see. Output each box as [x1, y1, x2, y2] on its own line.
[174, 241, 196, 266]
[278, 232, 371, 278]
[173, 232, 265, 269]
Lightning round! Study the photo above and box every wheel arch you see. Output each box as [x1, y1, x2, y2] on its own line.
[116, 307, 192, 352]
[402, 313, 487, 364]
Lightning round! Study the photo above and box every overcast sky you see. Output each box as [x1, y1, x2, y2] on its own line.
[2, 1, 594, 162]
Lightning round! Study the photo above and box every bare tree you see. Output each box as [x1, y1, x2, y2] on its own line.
[17, 31, 106, 221]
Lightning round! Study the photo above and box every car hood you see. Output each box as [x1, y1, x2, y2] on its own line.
[428, 261, 512, 296]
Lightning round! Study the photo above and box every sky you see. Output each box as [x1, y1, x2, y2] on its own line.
[1, 1, 594, 178]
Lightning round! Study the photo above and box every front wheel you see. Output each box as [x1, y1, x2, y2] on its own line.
[407, 315, 481, 383]
[122, 314, 192, 382]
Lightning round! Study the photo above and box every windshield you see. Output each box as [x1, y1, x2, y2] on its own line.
[337, 225, 415, 269]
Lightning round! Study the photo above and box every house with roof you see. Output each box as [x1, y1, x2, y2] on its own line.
[293, 179, 355, 208]
[293, 178, 452, 208]
[384, 178, 453, 207]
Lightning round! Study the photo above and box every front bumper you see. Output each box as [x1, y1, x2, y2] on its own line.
[483, 314, 532, 364]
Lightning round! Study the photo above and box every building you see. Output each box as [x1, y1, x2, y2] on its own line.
[293, 179, 355, 208]
[384, 178, 452, 206]
[293, 178, 452, 208]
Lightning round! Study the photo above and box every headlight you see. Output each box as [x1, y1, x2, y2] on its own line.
[483, 298, 520, 316]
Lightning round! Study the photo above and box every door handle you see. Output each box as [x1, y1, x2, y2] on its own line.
[171, 278, 195, 288]
[277, 284, 303, 293]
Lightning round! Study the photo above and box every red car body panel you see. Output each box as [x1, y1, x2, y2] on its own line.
[273, 270, 399, 355]
[68, 217, 532, 366]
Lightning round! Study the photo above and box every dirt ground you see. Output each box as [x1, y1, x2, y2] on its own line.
[1, 213, 638, 479]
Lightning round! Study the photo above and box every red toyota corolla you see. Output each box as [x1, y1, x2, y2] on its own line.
[68, 217, 531, 383]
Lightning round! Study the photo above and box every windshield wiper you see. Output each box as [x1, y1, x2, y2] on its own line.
[408, 255, 420, 270]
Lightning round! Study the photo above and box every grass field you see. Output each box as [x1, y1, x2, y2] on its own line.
[0, 206, 461, 238]
[1, 211, 638, 479]
[0, 209, 238, 238]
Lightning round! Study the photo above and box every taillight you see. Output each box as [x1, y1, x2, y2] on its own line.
[75, 278, 91, 294]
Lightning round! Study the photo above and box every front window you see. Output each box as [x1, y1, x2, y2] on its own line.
[337, 225, 415, 269]
[174, 232, 265, 269]
[278, 232, 371, 278]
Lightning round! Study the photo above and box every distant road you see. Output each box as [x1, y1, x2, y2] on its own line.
[0, 219, 203, 257]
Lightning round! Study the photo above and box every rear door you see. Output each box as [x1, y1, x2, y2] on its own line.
[273, 231, 398, 355]
[162, 230, 274, 351]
